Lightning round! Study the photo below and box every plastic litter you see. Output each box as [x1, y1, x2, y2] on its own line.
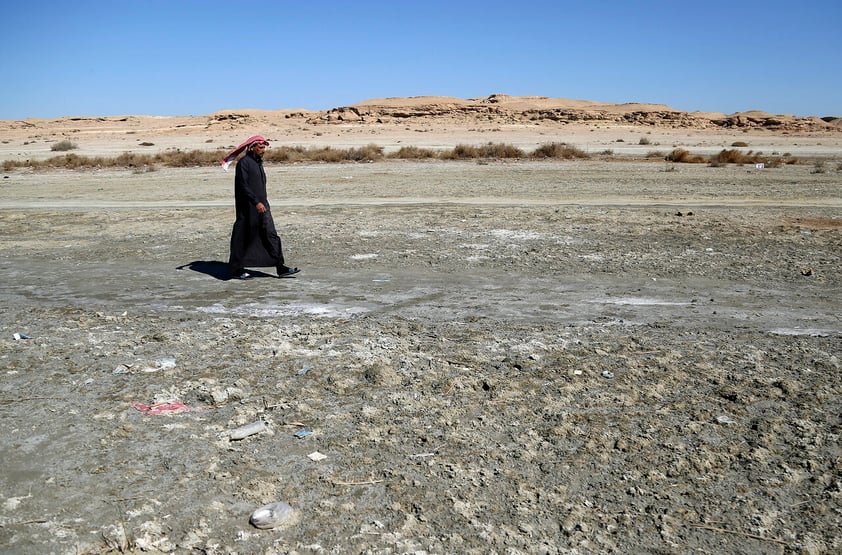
[229, 419, 267, 440]
[716, 415, 735, 425]
[157, 357, 176, 370]
[250, 501, 294, 529]
[294, 429, 312, 439]
[12, 333, 31, 341]
[295, 365, 312, 376]
[307, 451, 327, 462]
[601, 370, 614, 379]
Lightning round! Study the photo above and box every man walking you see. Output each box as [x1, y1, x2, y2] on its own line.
[223, 135, 300, 280]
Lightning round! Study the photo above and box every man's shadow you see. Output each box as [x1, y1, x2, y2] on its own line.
[176, 261, 275, 281]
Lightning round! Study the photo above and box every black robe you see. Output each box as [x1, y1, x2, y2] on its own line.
[228, 151, 285, 274]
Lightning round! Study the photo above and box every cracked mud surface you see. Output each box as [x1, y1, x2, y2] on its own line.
[1, 160, 840, 554]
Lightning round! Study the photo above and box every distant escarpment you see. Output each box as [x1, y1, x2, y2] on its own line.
[307, 94, 838, 132]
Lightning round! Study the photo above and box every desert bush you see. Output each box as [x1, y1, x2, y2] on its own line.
[731, 141, 749, 147]
[304, 146, 344, 163]
[666, 148, 706, 163]
[162, 149, 219, 167]
[443, 144, 480, 159]
[56, 153, 85, 168]
[477, 142, 525, 158]
[530, 142, 589, 159]
[638, 137, 651, 145]
[388, 146, 439, 159]
[439, 143, 526, 160]
[51, 140, 78, 152]
[711, 149, 764, 165]
[266, 145, 308, 163]
[440, 143, 526, 160]
[348, 144, 385, 161]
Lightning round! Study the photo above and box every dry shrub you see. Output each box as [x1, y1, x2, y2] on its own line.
[443, 144, 480, 159]
[388, 146, 438, 159]
[51, 140, 78, 152]
[531, 142, 589, 159]
[731, 141, 749, 147]
[306, 147, 347, 163]
[283, 144, 383, 163]
[439, 142, 526, 160]
[711, 149, 764, 165]
[666, 148, 706, 163]
[115, 152, 151, 167]
[266, 145, 308, 163]
[54, 153, 87, 169]
[478, 142, 525, 158]
[162, 149, 219, 167]
[349, 144, 385, 161]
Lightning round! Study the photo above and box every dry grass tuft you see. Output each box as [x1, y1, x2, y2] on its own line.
[666, 148, 706, 163]
[442, 143, 526, 160]
[388, 146, 439, 159]
[51, 140, 78, 152]
[712, 149, 764, 165]
[531, 142, 589, 159]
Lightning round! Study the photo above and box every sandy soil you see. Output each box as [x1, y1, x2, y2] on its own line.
[1, 109, 841, 554]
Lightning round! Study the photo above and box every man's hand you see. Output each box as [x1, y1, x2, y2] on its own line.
[255, 202, 267, 214]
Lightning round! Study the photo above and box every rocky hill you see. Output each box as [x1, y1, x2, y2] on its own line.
[310, 94, 839, 133]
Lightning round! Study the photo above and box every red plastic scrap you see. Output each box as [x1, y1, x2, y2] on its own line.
[131, 400, 192, 415]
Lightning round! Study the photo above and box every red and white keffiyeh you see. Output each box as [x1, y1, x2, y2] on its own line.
[221, 135, 269, 171]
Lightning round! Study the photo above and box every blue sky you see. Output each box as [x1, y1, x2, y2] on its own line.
[2, 0, 840, 119]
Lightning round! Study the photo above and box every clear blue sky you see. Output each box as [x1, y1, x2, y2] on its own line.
[2, 0, 840, 119]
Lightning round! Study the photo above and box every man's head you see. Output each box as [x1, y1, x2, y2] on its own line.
[249, 139, 269, 158]
[221, 135, 270, 171]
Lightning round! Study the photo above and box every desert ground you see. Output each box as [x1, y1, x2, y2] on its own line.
[1, 97, 841, 554]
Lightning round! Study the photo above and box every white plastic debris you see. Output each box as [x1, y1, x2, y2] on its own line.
[249, 501, 294, 529]
[157, 357, 176, 370]
[229, 420, 267, 440]
[307, 451, 327, 462]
